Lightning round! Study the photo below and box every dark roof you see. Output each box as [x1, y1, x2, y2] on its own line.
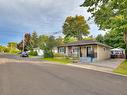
[58, 40, 112, 48]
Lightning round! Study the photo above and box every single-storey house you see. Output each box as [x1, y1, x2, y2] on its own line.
[57, 40, 112, 62]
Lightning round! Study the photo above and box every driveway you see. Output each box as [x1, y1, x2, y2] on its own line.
[92, 59, 124, 69]
[0, 54, 127, 95]
[71, 59, 125, 73]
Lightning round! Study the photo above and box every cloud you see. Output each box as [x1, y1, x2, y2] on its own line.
[0, 0, 105, 45]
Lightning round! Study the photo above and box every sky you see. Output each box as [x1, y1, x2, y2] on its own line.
[0, 0, 106, 45]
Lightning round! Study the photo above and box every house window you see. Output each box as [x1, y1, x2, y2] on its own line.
[73, 47, 80, 53]
[59, 47, 65, 53]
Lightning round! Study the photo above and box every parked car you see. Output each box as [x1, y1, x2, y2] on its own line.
[20, 51, 29, 57]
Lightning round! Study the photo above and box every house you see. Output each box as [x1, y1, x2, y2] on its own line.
[111, 47, 125, 58]
[33, 48, 44, 56]
[57, 40, 112, 62]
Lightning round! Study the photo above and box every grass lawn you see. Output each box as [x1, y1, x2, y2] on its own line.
[42, 57, 72, 64]
[113, 60, 127, 75]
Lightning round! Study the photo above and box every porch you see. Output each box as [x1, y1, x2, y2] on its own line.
[66, 45, 97, 63]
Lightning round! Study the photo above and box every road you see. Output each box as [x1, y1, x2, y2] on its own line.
[0, 54, 127, 95]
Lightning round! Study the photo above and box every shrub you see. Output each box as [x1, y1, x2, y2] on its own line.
[29, 51, 38, 56]
[44, 50, 54, 58]
[54, 53, 65, 57]
[3, 47, 10, 53]
[9, 49, 20, 54]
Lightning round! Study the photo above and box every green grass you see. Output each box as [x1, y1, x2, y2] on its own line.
[42, 57, 72, 64]
[113, 60, 127, 75]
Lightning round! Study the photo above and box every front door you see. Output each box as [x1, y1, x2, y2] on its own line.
[87, 46, 94, 58]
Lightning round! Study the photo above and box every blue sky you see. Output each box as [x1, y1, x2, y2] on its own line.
[0, 0, 105, 45]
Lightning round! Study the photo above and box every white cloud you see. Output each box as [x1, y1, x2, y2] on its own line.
[0, 0, 106, 45]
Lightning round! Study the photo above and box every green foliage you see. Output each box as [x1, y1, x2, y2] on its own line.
[7, 42, 17, 49]
[0, 46, 4, 52]
[3, 47, 10, 53]
[125, 47, 127, 54]
[96, 30, 126, 48]
[44, 49, 54, 58]
[38, 35, 57, 50]
[46, 36, 57, 50]
[81, 0, 127, 31]
[96, 34, 104, 43]
[54, 53, 65, 57]
[84, 35, 95, 40]
[81, 0, 127, 50]
[63, 15, 90, 40]
[55, 36, 64, 46]
[28, 50, 38, 56]
[42, 57, 72, 64]
[31, 31, 38, 48]
[63, 37, 77, 43]
[0, 45, 20, 54]
[43, 45, 54, 58]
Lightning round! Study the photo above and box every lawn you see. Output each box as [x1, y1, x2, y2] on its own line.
[113, 60, 127, 75]
[42, 57, 72, 64]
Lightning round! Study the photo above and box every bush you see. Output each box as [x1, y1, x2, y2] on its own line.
[29, 51, 38, 56]
[3, 47, 10, 53]
[54, 53, 65, 57]
[9, 49, 20, 54]
[44, 50, 54, 58]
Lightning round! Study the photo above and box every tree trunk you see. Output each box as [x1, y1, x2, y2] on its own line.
[123, 31, 127, 59]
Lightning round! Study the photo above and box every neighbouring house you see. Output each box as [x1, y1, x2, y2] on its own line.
[52, 47, 58, 53]
[111, 47, 125, 58]
[33, 48, 44, 56]
[33, 47, 58, 56]
[57, 40, 112, 63]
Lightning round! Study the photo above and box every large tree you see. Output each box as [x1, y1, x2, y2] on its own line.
[63, 15, 90, 41]
[96, 34, 104, 43]
[96, 30, 126, 48]
[81, 0, 127, 48]
[17, 33, 32, 51]
[104, 30, 126, 48]
[31, 31, 38, 48]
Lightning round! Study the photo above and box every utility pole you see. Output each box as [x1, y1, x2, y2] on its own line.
[22, 32, 25, 52]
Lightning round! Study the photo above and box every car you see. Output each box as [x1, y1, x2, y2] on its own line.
[20, 51, 29, 57]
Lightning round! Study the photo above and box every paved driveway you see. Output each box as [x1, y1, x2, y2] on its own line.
[0, 54, 127, 95]
[72, 59, 125, 73]
[92, 59, 124, 69]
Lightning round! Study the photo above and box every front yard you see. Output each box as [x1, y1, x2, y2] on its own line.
[42, 57, 73, 64]
[113, 60, 127, 75]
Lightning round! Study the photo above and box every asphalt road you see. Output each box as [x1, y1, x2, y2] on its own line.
[0, 54, 127, 95]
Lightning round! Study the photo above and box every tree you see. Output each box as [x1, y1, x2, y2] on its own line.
[81, 0, 127, 48]
[31, 31, 38, 48]
[63, 15, 90, 40]
[104, 30, 126, 48]
[17, 33, 32, 51]
[84, 35, 95, 40]
[46, 36, 57, 50]
[55, 36, 64, 46]
[38, 35, 49, 50]
[7, 42, 17, 49]
[96, 34, 104, 43]
[63, 37, 77, 44]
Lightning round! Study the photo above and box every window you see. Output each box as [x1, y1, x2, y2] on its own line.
[59, 47, 65, 52]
